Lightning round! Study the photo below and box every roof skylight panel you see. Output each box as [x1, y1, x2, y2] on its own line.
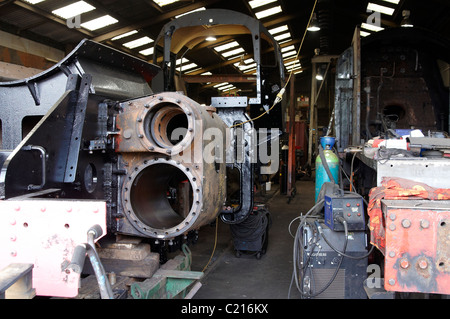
[221, 47, 245, 58]
[214, 82, 230, 88]
[269, 25, 289, 35]
[52, 1, 95, 19]
[153, 0, 180, 6]
[81, 15, 118, 31]
[248, 0, 277, 9]
[175, 7, 205, 19]
[274, 32, 291, 42]
[281, 45, 295, 53]
[382, 0, 400, 4]
[237, 63, 257, 71]
[361, 22, 384, 32]
[284, 60, 300, 67]
[111, 30, 139, 41]
[139, 47, 154, 56]
[367, 2, 395, 15]
[214, 41, 240, 52]
[123, 36, 154, 49]
[23, 0, 46, 4]
[282, 50, 297, 59]
[254, 6, 282, 19]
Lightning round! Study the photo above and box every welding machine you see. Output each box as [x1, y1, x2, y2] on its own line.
[300, 219, 368, 299]
[324, 193, 365, 231]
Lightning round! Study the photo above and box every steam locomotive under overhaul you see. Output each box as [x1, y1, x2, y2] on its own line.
[0, 8, 285, 298]
[0, 39, 238, 298]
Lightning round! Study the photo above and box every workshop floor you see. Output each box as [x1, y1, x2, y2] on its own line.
[186, 179, 316, 299]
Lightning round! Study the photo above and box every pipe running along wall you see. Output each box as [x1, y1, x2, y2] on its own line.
[116, 92, 228, 240]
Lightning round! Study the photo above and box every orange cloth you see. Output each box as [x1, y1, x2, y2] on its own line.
[367, 177, 450, 255]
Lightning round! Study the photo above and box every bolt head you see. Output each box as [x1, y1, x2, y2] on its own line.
[400, 258, 410, 269]
[420, 219, 430, 229]
[401, 219, 411, 228]
[418, 259, 428, 269]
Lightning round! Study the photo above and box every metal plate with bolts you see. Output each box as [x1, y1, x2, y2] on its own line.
[0, 199, 106, 298]
[382, 199, 450, 294]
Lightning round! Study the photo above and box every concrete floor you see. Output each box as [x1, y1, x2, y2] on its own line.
[185, 179, 316, 299]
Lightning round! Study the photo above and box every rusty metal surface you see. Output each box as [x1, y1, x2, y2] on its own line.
[115, 92, 228, 240]
[382, 199, 450, 294]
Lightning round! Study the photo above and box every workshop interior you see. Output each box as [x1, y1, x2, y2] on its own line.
[0, 0, 449, 300]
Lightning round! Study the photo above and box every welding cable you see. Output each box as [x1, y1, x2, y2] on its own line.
[87, 226, 114, 299]
[230, 0, 319, 129]
[318, 218, 375, 260]
[289, 202, 323, 298]
[202, 216, 219, 273]
[289, 216, 347, 299]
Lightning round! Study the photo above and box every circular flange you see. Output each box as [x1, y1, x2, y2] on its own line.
[122, 157, 202, 239]
[136, 94, 196, 155]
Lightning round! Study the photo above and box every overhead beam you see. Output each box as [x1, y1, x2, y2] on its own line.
[12, 0, 96, 37]
[92, 0, 222, 43]
[182, 74, 257, 83]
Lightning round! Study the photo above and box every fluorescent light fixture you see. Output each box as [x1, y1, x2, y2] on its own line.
[202, 72, 212, 75]
[139, 47, 154, 56]
[269, 25, 289, 35]
[153, 0, 180, 6]
[360, 30, 371, 37]
[111, 30, 138, 41]
[274, 32, 291, 41]
[123, 36, 154, 49]
[367, 3, 395, 15]
[255, 6, 282, 19]
[81, 15, 118, 31]
[205, 36, 217, 42]
[52, 1, 95, 19]
[383, 0, 400, 4]
[175, 7, 205, 18]
[23, 0, 46, 4]
[214, 41, 239, 52]
[248, 0, 277, 9]
[361, 22, 384, 32]
[308, 13, 320, 32]
[221, 47, 245, 58]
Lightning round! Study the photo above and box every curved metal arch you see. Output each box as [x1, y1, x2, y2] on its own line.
[153, 9, 286, 100]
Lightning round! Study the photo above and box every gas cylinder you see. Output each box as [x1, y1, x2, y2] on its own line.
[315, 136, 339, 202]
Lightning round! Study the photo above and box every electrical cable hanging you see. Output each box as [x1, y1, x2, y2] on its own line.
[230, 0, 319, 128]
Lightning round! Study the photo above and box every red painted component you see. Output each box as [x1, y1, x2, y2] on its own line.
[382, 199, 450, 295]
[0, 199, 107, 298]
